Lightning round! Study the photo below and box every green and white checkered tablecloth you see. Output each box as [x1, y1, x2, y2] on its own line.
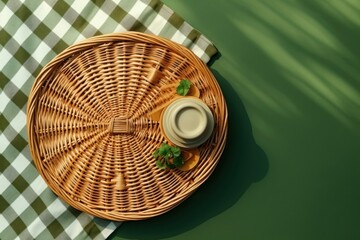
[0, 0, 217, 239]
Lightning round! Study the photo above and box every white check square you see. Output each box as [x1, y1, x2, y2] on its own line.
[0, 91, 11, 113]
[0, 173, 11, 194]
[146, 14, 167, 35]
[191, 44, 205, 59]
[65, 218, 84, 238]
[33, 1, 52, 22]
[11, 66, 32, 89]
[90, 8, 109, 29]
[128, 1, 147, 19]
[47, 198, 68, 218]
[9, 110, 26, 134]
[32, 41, 52, 64]
[12, 195, 29, 215]
[71, 1, 88, 14]
[171, 30, 187, 45]
[0, 5, 14, 28]
[12, 24, 32, 45]
[27, 216, 47, 239]
[52, 18, 72, 39]
[0, 214, 9, 233]
[0, 48, 13, 70]
[12, 153, 30, 174]
[30, 175, 47, 195]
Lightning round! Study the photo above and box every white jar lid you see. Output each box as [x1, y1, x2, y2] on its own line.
[171, 101, 207, 140]
[161, 97, 214, 148]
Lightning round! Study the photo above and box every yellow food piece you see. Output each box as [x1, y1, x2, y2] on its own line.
[178, 148, 200, 171]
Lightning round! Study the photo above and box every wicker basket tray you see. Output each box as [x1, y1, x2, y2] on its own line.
[27, 32, 228, 221]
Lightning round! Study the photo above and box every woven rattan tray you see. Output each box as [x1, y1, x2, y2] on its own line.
[27, 32, 228, 221]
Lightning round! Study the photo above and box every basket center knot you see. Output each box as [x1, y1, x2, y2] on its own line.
[109, 117, 131, 134]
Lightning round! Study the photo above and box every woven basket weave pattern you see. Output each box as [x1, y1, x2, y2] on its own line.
[27, 32, 227, 221]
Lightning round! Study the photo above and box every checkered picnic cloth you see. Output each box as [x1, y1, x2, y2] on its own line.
[0, 0, 217, 239]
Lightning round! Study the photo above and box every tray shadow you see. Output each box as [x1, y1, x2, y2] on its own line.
[108, 70, 269, 240]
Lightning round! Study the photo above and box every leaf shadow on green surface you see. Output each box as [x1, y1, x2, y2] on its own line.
[108, 70, 269, 239]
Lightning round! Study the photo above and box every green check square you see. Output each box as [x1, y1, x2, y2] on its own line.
[0, 71, 9, 89]
[19, 126, 28, 142]
[10, 134, 28, 152]
[34, 22, 52, 39]
[0, 195, 10, 212]
[0, 29, 12, 46]
[2, 186, 20, 204]
[31, 65, 44, 79]
[1, 13, 23, 36]
[94, 30, 103, 36]
[21, 0, 41, 12]
[67, 205, 82, 217]
[0, 154, 11, 172]
[1, 141, 20, 167]
[13, 47, 31, 65]
[21, 34, 42, 54]
[118, 0, 136, 12]
[83, 221, 101, 239]
[187, 29, 199, 42]
[130, 19, 147, 32]
[72, 15, 88, 32]
[11, 90, 28, 109]
[48, 219, 65, 238]
[92, 0, 104, 8]
[0, 113, 10, 132]
[19, 206, 38, 226]
[167, 13, 185, 29]
[181, 29, 199, 47]
[147, 0, 160, 10]
[0, 226, 17, 240]
[109, 6, 127, 23]
[10, 217, 27, 235]
[20, 160, 38, 183]
[31, 197, 47, 215]
[205, 44, 218, 60]
[53, 0, 70, 16]
[36, 230, 54, 240]
[48, 37, 67, 54]
[13, 175, 29, 193]
[15, 4, 32, 22]
[1, 58, 22, 79]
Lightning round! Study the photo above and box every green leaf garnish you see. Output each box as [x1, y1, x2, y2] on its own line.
[167, 162, 176, 169]
[176, 79, 191, 96]
[173, 156, 184, 167]
[158, 143, 170, 157]
[170, 146, 181, 157]
[153, 143, 185, 170]
[153, 149, 160, 158]
[156, 160, 166, 169]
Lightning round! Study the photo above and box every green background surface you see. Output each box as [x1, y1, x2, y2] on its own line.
[109, 0, 360, 239]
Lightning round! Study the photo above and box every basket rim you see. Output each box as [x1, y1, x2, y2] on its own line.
[26, 31, 228, 221]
